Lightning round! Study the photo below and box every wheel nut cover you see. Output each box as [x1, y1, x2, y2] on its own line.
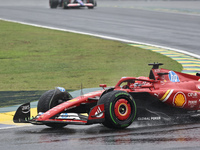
[114, 99, 131, 121]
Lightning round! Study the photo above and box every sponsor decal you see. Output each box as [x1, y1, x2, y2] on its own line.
[115, 92, 129, 97]
[88, 104, 104, 120]
[58, 113, 80, 120]
[21, 105, 30, 114]
[173, 92, 186, 107]
[95, 107, 103, 118]
[160, 89, 174, 102]
[161, 75, 165, 80]
[151, 117, 161, 120]
[137, 117, 161, 121]
[154, 69, 160, 72]
[154, 93, 159, 97]
[160, 75, 167, 85]
[188, 93, 198, 98]
[168, 71, 180, 82]
[137, 117, 150, 121]
[188, 100, 197, 108]
[64, 106, 76, 111]
[46, 112, 51, 116]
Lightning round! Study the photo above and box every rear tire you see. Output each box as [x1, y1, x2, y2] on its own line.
[49, 0, 59, 8]
[98, 91, 137, 129]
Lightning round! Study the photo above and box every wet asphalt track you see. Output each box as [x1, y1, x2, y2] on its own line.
[1, 123, 200, 150]
[1, 0, 200, 149]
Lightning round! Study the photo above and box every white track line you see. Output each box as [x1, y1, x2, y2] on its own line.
[0, 125, 31, 130]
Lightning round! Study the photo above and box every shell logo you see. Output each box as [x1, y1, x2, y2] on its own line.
[173, 92, 186, 107]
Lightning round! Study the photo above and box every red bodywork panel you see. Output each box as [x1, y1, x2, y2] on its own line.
[149, 68, 200, 110]
[114, 68, 200, 110]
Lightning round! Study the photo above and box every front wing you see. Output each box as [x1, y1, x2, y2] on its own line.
[13, 102, 105, 125]
[67, 3, 94, 7]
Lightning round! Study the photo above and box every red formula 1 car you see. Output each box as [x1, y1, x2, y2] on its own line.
[49, 0, 97, 9]
[13, 63, 200, 129]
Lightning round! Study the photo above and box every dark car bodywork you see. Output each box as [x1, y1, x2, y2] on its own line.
[49, 0, 97, 9]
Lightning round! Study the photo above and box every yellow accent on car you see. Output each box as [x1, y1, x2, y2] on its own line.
[160, 89, 171, 101]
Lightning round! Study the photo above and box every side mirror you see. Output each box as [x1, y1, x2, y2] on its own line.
[99, 84, 107, 89]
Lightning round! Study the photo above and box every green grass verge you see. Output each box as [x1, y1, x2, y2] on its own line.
[0, 20, 182, 92]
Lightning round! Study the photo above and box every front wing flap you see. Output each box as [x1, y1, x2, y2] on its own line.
[13, 102, 31, 123]
[67, 2, 93, 7]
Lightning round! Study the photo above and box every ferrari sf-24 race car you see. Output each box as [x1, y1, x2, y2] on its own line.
[49, 0, 97, 9]
[13, 63, 200, 129]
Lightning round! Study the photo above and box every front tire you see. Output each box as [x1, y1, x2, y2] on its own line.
[62, 0, 70, 9]
[37, 88, 72, 128]
[98, 91, 137, 129]
[87, 0, 94, 9]
[37, 88, 72, 113]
